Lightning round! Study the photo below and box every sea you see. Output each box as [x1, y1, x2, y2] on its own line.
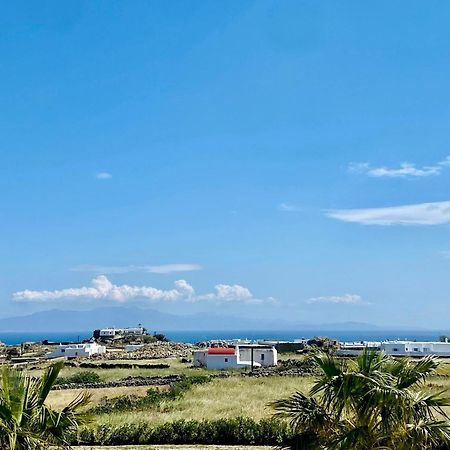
[0, 329, 449, 346]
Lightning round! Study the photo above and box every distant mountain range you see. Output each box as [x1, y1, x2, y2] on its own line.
[0, 306, 387, 332]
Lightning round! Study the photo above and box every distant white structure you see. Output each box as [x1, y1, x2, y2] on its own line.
[193, 345, 277, 369]
[94, 327, 145, 339]
[337, 341, 381, 356]
[46, 343, 106, 359]
[99, 328, 116, 338]
[337, 340, 450, 357]
[381, 341, 450, 357]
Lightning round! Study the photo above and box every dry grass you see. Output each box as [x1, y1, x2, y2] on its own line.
[47, 385, 155, 410]
[31, 358, 209, 382]
[94, 375, 311, 426]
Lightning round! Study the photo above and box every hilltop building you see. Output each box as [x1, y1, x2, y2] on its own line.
[93, 327, 145, 339]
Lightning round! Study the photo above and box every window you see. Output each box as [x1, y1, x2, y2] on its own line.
[393, 348, 398, 352]
[224, 358, 228, 363]
[261, 354, 265, 361]
[414, 348, 419, 352]
[61, 349, 65, 353]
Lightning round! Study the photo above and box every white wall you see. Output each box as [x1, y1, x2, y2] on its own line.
[381, 341, 450, 356]
[238, 347, 277, 366]
[193, 350, 208, 367]
[46, 343, 106, 359]
[207, 354, 239, 369]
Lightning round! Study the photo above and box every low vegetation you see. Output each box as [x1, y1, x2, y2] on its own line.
[0, 361, 89, 449]
[91, 375, 210, 414]
[7, 351, 450, 448]
[274, 350, 450, 449]
[76, 417, 290, 446]
[55, 370, 101, 385]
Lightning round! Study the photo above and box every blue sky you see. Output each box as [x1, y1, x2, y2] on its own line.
[2, 1, 450, 328]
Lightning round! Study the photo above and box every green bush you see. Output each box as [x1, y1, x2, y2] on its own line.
[56, 370, 101, 385]
[91, 374, 211, 414]
[76, 417, 291, 446]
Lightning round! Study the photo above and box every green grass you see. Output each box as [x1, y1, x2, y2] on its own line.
[44, 354, 450, 431]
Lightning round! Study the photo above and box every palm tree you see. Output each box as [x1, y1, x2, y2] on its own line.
[0, 360, 90, 449]
[273, 350, 450, 449]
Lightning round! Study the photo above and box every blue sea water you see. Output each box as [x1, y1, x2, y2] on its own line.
[0, 329, 449, 345]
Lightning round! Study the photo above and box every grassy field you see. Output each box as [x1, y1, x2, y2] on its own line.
[33, 358, 210, 382]
[93, 375, 311, 426]
[47, 385, 155, 410]
[43, 353, 450, 431]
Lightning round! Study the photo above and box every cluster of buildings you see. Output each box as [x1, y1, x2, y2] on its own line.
[338, 340, 450, 357]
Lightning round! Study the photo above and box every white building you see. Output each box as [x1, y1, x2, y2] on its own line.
[95, 327, 145, 339]
[337, 340, 450, 357]
[238, 345, 278, 366]
[46, 343, 106, 359]
[337, 341, 381, 356]
[99, 328, 117, 338]
[381, 341, 450, 357]
[193, 345, 277, 369]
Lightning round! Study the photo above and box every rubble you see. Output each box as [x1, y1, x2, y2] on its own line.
[100, 341, 196, 360]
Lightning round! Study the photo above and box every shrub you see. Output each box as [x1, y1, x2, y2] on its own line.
[75, 417, 291, 446]
[91, 374, 211, 414]
[56, 370, 101, 385]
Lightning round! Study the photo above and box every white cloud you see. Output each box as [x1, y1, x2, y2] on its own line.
[147, 264, 202, 274]
[439, 251, 450, 259]
[306, 294, 367, 305]
[194, 283, 261, 303]
[96, 172, 112, 180]
[327, 201, 450, 226]
[72, 264, 202, 275]
[279, 202, 301, 212]
[349, 156, 450, 178]
[13, 276, 262, 304]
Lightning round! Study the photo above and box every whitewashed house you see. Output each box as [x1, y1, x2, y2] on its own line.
[238, 345, 278, 366]
[46, 343, 106, 359]
[193, 345, 277, 369]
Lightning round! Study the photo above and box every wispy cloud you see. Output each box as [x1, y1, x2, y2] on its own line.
[327, 201, 450, 226]
[95, 172, 112, 180]
[439, 251, 450, 259]
[72, 263, 202, 275]
[13, 276, 263, 304]
[306, 294, 367, 305]
[349, 156, 450, 178]
[279, 202, 301, 212]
